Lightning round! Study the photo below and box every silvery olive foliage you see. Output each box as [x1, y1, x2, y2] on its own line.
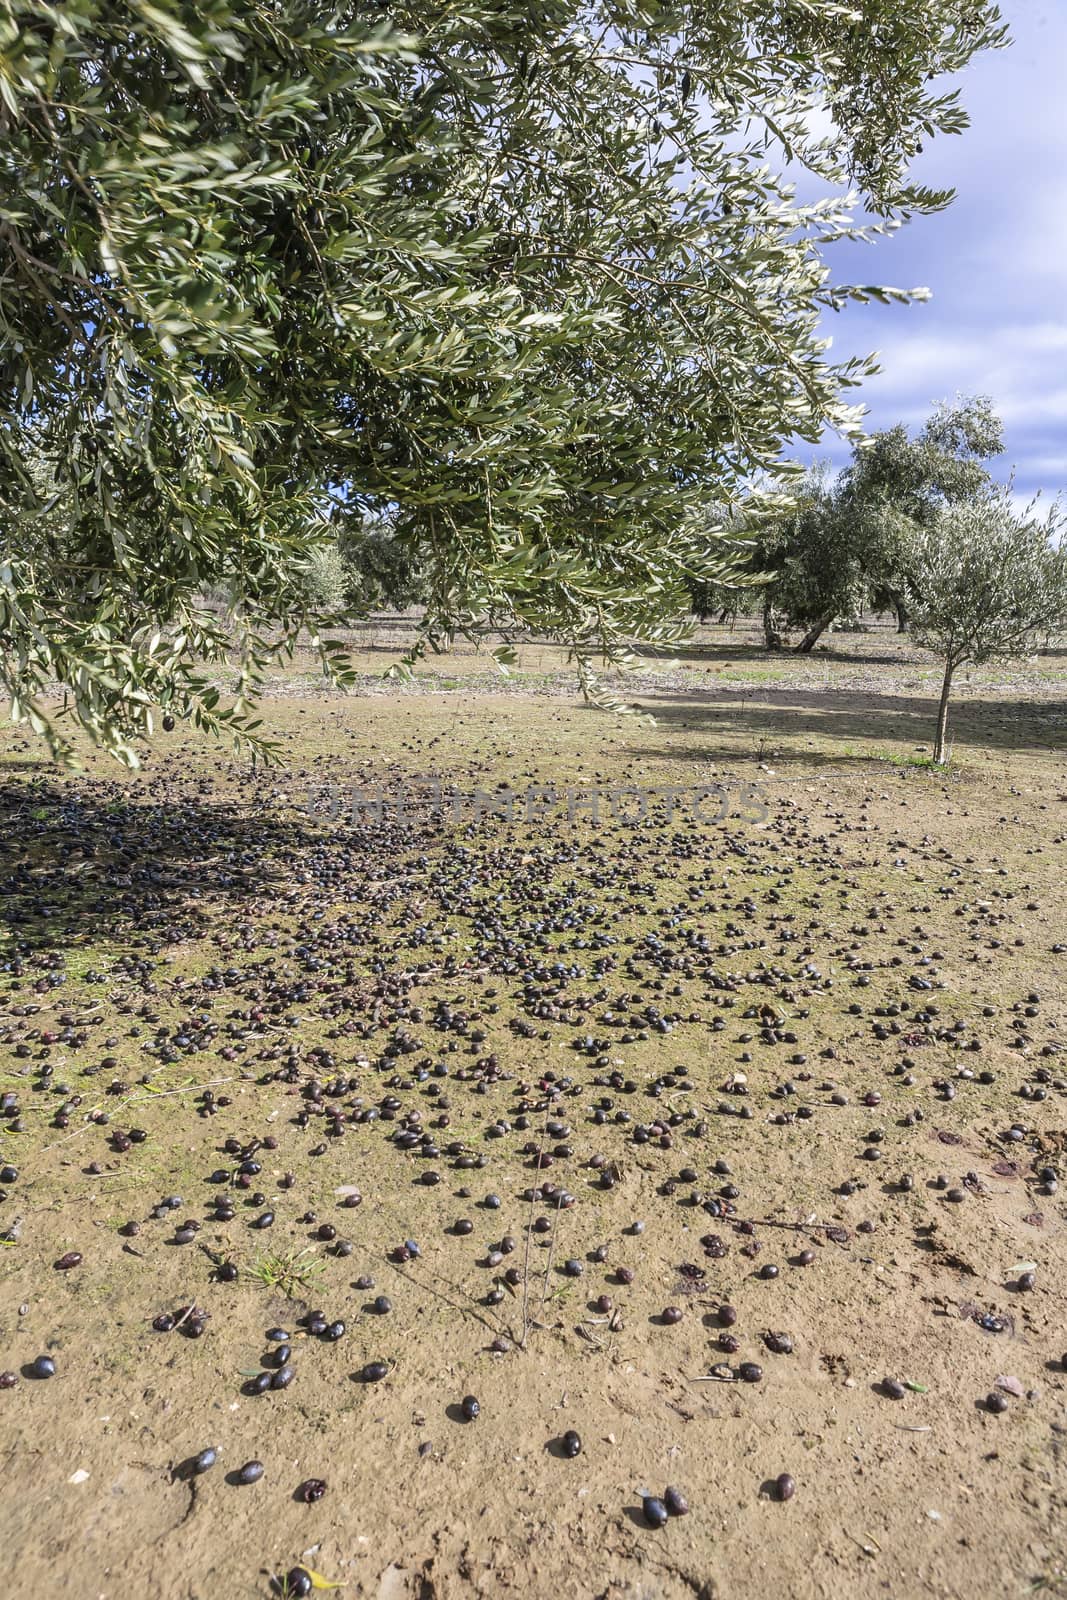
[756, 396, 1007, 651]
[907, 495, 1067, 762]
[0, 0, 1006, 761]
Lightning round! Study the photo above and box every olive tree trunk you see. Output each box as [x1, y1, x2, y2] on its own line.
[794, 613, 834, 652]
[762, 596, 782, 651]
[933, 658, 955, 763]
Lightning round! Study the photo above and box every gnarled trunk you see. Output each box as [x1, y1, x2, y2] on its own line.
[762, 597, 782, 651]
[794, 613, 833, 653]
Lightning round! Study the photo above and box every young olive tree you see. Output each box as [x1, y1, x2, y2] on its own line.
[908, 497, 1067, 763]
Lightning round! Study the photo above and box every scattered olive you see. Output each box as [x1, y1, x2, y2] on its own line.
[642, 1494, 669, 1528]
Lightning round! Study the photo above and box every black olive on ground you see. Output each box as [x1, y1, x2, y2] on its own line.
[642, 1494, 669, 1528]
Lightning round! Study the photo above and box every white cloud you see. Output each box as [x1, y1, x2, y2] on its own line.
[845, 324, 1067, 462]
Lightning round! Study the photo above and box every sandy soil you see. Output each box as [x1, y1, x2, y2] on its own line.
[0, 627, 1064, 1600]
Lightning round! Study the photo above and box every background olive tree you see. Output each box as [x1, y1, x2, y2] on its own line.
[907, 496, 1067, 763]
[751, 396, 1006, 651]
[838, 393, 1005, 632]
[0, 0, 1007, 761]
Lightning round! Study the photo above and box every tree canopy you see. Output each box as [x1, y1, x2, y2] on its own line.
[1, 0, 1007, 760]
[753, 395, 1006, 650]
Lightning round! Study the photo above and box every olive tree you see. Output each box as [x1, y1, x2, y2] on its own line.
[838, 393, 1005, 630]
[0, 0, 1007, 762]
[337, 515, 424, 613]
[907, 497, 1067, 763]
[755, 397, 1006, 651]
[755, 465, 857, 650]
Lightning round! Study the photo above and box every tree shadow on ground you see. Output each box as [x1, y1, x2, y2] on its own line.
[632, 641, 915, 669]
[626, 685, 1067, 763]
[0, 776, 422, 954]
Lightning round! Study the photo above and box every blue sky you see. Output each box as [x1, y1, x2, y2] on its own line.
[796, 0, 1067, 510]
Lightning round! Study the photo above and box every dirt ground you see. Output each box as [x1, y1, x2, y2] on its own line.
[0, 621, 1064, 1600]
